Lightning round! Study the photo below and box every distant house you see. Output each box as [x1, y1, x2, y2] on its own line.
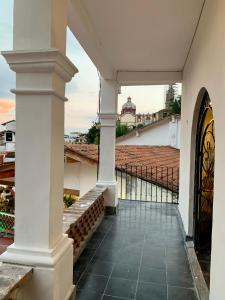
[0, 120, 16, 153]
[64, 132, 86, 144]
[116, 114, 180, 149]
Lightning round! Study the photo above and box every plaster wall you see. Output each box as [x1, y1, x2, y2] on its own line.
[80, 163, 97, 197]
[179, 0, 225, 298]
[64, 162, 80, 190]
[120, 113, 136, 125]
[64, 162, 97, 197]
[169, 117, 180, 149]
[117, 119, 180, 149]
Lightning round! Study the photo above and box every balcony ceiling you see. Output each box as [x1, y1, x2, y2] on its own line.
[68, 0, 205, 84]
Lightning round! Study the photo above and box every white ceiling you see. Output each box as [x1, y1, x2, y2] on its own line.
[68, 0, 205, 83]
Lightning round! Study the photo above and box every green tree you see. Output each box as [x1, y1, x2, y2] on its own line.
[116, 123, 130, 137]
[85, 122, 100, 144]
[169, 95, 181, 114]
[85, 121, 133, 144]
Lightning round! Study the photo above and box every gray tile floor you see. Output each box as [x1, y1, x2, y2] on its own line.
[74, 200, 198, 300]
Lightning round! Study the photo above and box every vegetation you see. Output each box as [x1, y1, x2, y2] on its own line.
[85, 122, 100, 144]
[169, 95, 181, 114]
[85, 121, 133, 144]
[137, 123, 144, 129]
[116, 122, 131, 137]
[63, 195, 75, 208]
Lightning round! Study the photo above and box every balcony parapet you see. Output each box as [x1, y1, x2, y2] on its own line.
[0, 263, 32, 300]
[63, 187, 106, 263]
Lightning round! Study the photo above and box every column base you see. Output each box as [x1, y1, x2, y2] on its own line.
[0, 234, 74, 300]
[96, 181, 118, 211]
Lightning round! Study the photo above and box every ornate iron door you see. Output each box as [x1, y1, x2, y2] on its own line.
[194, 92, 215, 253]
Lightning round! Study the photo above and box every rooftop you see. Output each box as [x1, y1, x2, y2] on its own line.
[65, 144, 180, 191]
[65, 144, 179, 169]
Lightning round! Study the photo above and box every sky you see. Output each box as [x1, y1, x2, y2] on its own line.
[0, 1, 181, 133]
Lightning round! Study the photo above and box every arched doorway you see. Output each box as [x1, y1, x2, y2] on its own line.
[194, 90, 215, 287]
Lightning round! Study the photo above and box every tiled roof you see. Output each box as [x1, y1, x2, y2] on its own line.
[65, 144, 180, 191]
[65, 144, 179, 167]
[0, 145, 180, 191]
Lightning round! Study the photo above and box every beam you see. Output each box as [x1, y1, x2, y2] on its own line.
[68, 0, 115, 80]
[117, 71, 183, 86]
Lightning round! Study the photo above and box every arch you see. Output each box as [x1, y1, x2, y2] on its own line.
[188, 88, 212, 236]
[190, 88, 215, 287]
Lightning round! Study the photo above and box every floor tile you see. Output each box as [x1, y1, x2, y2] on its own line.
[143, 245, 166, 257]
[105, 277, 137, 299]
[111, 262, 139, 280]
[73, 268, 84, 284]
[79, 248, 96, 261]
[73, 201, 198, 300]
[167, 269, 194, 288]
[117, 252, 141, 266]
[167, 262, 191, 274]
[86, 260, 114, 276]
[139, 266, 167, 284]
[141, 255, 166, 270]
[77, 273, 108, 294]
[74, 258, 89, 273]
[168, 286, 198, 300]
[136, 281, 167, 300]
[76, 289, 103, 300]
[86, 237, 102, 249]
[102, 296, 132, 300]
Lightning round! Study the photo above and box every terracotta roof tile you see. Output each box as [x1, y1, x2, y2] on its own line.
[65, 144, 180, 191]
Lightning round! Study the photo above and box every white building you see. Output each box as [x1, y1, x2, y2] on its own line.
[118, 96, 162, 127]
[0, 1, 224, 299]
[117, 114, 180, 149]
[0, 120, 16, 152]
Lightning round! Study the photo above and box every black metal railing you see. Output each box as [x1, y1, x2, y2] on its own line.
[116, 164, 179, 204]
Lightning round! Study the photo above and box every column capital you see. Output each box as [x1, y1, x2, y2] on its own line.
[1, 49, 78, 82]
[100, 77, 121, 94]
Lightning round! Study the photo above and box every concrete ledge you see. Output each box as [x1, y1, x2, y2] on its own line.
[185, 241, 209, 300]
[63, 187, 106, 263]
[0, 263, 33, 300]
[176, 206, 208, 300]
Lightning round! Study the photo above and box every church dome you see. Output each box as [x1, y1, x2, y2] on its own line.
[122, 97, 136, 109]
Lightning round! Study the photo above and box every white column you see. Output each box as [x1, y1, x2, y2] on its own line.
[97, 78, 119, 212]
[0, 1, 78, 299]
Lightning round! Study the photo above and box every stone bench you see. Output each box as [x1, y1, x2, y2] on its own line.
[0, 263, 32, 300]
[63, 187, 106, 263]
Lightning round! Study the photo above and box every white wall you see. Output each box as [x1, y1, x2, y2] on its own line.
[80, 163, 97, 197]
[120, 113, 136, 125]
[117, 118, 180, 149]
[64, 161, 97, 197]
[179, 0, 225, 298]
[64, 162, 81, 190]
[169, 116, 181, 149]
